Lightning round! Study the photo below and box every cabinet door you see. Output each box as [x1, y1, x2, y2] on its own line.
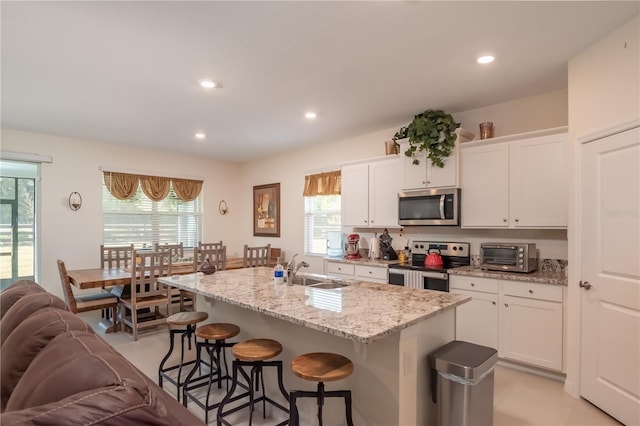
[403, 149, 428, 190]
[369, 158, 402, 227]
[510, 134, 568, 227]
[426, 147, 458, 188]
[499, 294, 563, 371]
[451, 288, 498, 349]
[341, 163, 369, 226]
[461, 143, 510, 227]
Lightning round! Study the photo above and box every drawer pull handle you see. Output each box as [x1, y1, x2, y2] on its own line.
[529, 289, 533, 294]
[504, 303, 509, 307]
[471, 283, 475, 287]
[492, 301, 496, 306]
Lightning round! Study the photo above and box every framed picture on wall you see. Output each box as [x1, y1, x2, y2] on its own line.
[253, 182, 280, 237]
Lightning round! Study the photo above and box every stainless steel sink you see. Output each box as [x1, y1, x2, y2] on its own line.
[290, 274, 349, 289]
[309, 282, 348, 289]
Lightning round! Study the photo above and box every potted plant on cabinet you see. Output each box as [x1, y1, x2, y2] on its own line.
[394, 109, 460, 168]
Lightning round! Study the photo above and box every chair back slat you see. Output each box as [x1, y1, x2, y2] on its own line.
[155, 243, 184, 260]
[198, 241, 223, 252]
[100, 244, 134, 269]
[195, 246, 227, 272]
[56, 259, 78, 313]
[243, 244, 271, 268]
[130, 251, 172, 303]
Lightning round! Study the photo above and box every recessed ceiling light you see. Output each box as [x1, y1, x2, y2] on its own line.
[305, 112, 317, 119]
[199, 79, 222, 89]
[477, 55, 495, 64]
[194, 132, 206, 140]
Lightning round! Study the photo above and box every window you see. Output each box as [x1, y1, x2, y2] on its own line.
[102, 183, 202, 249]
[304, 195, 341, 255]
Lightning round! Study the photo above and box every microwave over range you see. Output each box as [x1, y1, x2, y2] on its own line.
[398, 188, 460, 226]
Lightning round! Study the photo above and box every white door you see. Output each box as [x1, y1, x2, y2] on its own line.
[369, 158, 401, 227]
[341, 163, 369, 227]
[460, 143, 509, 227]
[580, 126, 640, 426]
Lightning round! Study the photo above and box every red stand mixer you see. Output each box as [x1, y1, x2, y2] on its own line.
[344, 233, 362, 259]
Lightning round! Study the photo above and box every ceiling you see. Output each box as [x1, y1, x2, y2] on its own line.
[1, 2, 638, 162]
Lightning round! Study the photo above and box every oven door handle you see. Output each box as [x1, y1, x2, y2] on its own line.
[422, 271, 448, 280]
[439, 195, 446, 219]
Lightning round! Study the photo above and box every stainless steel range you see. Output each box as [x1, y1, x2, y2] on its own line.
[388, 241, 470, 292]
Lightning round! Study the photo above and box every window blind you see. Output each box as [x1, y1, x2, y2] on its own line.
[102, 183, 202, 249]
[304, 195, 341, 255]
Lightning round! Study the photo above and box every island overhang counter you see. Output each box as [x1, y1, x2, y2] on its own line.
[160, 267, 470, 425]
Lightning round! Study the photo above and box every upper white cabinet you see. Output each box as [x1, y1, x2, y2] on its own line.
[342, 158, 402, 227]
[461, 130, 568, 228]
[400, 128, 474, 190]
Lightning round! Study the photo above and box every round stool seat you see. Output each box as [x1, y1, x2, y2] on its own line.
[291, 352, 354, 382]
[232, 338, 282, 361]
[167, 311, 208, 326]
[196, 323, 240, 341]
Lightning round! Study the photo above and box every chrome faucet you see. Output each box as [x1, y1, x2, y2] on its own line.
[286, 253, 298, 280]
[288, 261, 309, 284]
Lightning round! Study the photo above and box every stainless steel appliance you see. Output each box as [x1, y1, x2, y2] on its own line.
[398, 188, 460, 226]
[388, 241, 470, 292]
[480, 243, 537, 273]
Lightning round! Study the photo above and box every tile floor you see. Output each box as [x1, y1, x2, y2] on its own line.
[86, 312, 621, 426]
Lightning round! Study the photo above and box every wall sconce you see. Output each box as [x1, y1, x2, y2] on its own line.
[218, 200, 228, 215]
[69, 192, 82, 211]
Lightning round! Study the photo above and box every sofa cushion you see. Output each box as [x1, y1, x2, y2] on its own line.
[0, 280, 45, 320]
[0, 292, 67, 346]
[4, 331, 203, 425]
[0, 307, 92, 411]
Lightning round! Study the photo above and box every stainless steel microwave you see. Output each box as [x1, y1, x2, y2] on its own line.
[398, 188, 460, 226]
[480, 243, 538, 273]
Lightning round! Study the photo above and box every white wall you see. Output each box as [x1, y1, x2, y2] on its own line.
[565, 15, 640, 397]
[0, 89, 570, 292]
[239, 89, 569, 274]
[0, 129, 243, 297]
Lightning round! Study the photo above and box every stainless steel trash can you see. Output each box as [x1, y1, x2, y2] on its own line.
[429, 340, 498, 426]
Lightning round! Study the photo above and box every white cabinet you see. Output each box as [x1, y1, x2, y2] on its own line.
[325, 260, 388, 284]
[400, 129, 474, 190]
[460, 131, 568, 228]
[342, 158, 401, 228]
[450, 274, 564, 372]
[450, 276, 499, 349]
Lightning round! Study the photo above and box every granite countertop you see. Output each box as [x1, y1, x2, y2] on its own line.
[159, 267, 469, 344]
[325, 257, 397, 267]
[447, 265, 568, 286]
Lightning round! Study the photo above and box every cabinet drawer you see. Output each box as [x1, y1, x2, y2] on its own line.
[354, 265, 388, 281]
[501, 280, 563, 302]
[326, 262, 355, 276]
[449, 275, 498, 294]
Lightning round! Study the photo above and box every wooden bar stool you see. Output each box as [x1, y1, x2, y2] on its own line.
[289, 352, 354, 426]
[158, 311, 208, 402]
[182, 323, 240, 424]
[217, 338, 290, 426]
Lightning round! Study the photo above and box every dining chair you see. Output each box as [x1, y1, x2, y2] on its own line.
[100, 244, 135, 269]
[194, 245, 227, 272]
[56, 259, 119, 322]
[243, 244, 271, 268]
[198, 241, 223, 251]
[119, 251, 172, 341]
[155, 242, 184, 260]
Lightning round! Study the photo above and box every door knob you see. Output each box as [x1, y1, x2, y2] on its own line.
[579, 280, 593, 290]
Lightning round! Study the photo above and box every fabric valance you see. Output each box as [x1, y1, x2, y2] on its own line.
[303, 170, 341, 196]
[103, 172, 203, 202]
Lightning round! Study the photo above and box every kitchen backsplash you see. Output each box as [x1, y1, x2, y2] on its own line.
[539, 258, 568, 273]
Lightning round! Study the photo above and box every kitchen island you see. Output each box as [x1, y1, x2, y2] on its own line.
[160, 267, 470, 425]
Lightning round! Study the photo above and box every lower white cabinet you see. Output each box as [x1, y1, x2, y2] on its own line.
[450, 275, 564, 371]
[325, 261, 388, 284]
[499, 282, 563, 371]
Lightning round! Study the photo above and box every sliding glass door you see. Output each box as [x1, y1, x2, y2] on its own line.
[0, 161, 37, 290]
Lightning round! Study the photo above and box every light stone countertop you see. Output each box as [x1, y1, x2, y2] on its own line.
[448, 265, 568, 286]
[160, 267, 470, 344]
